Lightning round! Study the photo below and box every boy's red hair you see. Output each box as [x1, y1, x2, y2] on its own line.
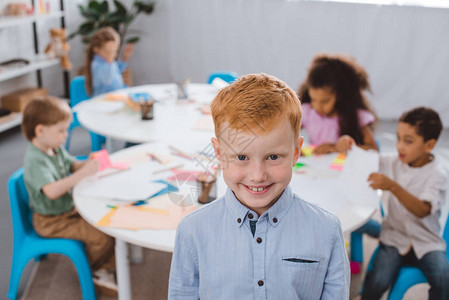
[211, 73, 302, 140]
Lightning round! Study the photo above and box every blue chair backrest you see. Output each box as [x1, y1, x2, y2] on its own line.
[207, 71, 238, 84]
[8, 168, 34, 242]
[70, 76, 90, 108]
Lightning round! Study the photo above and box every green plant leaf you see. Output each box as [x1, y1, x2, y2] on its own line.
[88, 0, 100, 12]
[134, 1, 155, 14]
[113, 0, 128, 15]
[126, 37, 140, 44]
[78, 22, 95, 35]
[99, 1, 109, 14]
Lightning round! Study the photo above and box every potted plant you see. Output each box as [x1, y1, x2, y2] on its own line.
[69, 0, 155, 84]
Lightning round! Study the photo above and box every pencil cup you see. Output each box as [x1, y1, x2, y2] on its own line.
[197, 177, 217, 204]
[140, 100, 154, 120]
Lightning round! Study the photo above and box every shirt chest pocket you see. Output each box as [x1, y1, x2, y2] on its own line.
[282, 255, 321, 269]
[280, 254, 326, 296]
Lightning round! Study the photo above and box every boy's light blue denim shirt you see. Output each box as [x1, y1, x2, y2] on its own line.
[91, 54, 127, 97]
[168, 186, 350, 299]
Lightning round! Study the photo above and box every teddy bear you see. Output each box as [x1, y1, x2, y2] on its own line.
[44, 28, 72, 70]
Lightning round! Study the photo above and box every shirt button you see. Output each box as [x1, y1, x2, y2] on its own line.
[273, 217, 278, 223]
[248, 213, 254, 219]
[256, 237, 262, 244]
[237, 218, 242, 223]
[258, 280, 264, 286]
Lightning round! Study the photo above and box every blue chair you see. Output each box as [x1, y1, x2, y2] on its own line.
[365, 214, 449, 299]
[7, 168, 96, 300]
[207, 71, 238, 84]
[66, 76, 106, 152]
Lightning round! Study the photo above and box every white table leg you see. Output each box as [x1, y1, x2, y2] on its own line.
[106, 137, 113, 153]
[130, 244, 144, 264]
[115, 239, 132, 300]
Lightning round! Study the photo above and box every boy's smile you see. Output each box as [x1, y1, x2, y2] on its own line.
[212, 119, 302, 217]
[396, 122, 436, 167]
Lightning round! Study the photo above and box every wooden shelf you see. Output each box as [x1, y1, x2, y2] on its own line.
[0, 112, 22, 134]
[0, 12, 65, 29]
[0, 57, 59, 82]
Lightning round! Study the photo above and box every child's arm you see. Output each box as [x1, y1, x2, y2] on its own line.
[321, 219, 350, 299]
[368, 172, 431, 218]
[71, 160, 87, 172]
[358, 125, 378, 151]
[41, 159, 99, 200]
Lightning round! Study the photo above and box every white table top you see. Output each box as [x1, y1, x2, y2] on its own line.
[75, 83, 219, 150]
[73, 143, 376, 253]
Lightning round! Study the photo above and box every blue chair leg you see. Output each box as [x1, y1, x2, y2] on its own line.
[90, 132, 106, 152]
[65, 247, 97, 300]
[8, 252, 29, 300]
[351, 232, 364, 262]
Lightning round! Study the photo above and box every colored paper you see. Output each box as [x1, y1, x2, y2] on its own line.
[96, 194, 198, 230]
[76, 162, 167, 201]
[91, 149, 130, 171]
[329, 153, 346, 171]
[301, 145, 316, 157]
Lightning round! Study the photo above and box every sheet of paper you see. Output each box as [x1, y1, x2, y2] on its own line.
[192, 116, 214, 131]
[337, 146, 380, 208]
[97, 195, 198, 230]
[73, 100, 124, 114]
[77, 162, 167, 201]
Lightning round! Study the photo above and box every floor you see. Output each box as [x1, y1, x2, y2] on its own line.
[1, 120, 449, 299]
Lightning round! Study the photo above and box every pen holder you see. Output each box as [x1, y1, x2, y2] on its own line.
[140, 100, 154, 120]
[197, 177, 217, 204]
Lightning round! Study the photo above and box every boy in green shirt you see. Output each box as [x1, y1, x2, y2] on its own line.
[22, 96, 117, 296]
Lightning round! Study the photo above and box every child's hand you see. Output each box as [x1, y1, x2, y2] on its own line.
[368, 172, 394, 191]
[313, 143, 336, 155]
[78, 159, 100, 177]
[122, 43, 134, 61]
[335, 135, 354, 153]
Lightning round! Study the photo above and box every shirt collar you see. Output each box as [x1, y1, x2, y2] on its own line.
[224, 186, 293, 228]
[93, 54, 107, 63]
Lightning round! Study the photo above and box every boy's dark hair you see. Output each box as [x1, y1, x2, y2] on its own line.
[298, 53, 377, 145]
[22, 96, 72, 141]
[399, 107, 442, 142]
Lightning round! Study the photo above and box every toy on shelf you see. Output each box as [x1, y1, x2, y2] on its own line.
[44, 28, 72, 70]
[4, 2, 33, 16]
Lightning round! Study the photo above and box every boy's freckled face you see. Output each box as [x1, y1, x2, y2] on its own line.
[396, 122, 435, 167]
[212, 119, 302, 216]
[308, 87, 337, 117]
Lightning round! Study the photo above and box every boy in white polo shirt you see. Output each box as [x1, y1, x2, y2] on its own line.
[362, 107, 449, 299]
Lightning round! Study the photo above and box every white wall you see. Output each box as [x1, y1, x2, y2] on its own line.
[2, 0, 449, 126]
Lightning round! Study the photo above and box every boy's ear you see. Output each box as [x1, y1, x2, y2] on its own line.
[211, 137, 221, 160]
[425, 138, 437, 153]
[293, 136, 304, 165]
[35, 124, 45, 137]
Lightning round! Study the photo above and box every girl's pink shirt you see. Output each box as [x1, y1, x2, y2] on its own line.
[302, 103, 375, 145]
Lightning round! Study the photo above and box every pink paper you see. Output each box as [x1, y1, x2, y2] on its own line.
[91, 149, 130, 171]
